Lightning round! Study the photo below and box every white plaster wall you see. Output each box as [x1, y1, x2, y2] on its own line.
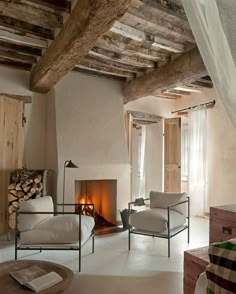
[0, 66, 48, 169]
[175, 88, 236, 209]
[125, 96, 175, 197]
[55, 72, 130, 216]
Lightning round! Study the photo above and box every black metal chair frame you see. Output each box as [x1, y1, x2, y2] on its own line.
[128, 197, 190, 257]
[15, 203, 95, 272]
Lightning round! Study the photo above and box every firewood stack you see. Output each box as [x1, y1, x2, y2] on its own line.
[8, 169, 51, 230]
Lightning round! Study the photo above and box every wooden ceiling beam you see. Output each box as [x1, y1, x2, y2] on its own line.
[191, 80, 213, 88]
[122, 10, 195, 44]
[97, 33, 169, 61]
[110, 21, 185, 53]
[0, 15, 54, 40]
[30, 0, 132, 93]
[82, 55, 142, 73]
[123, 48, 207, 103]
[0, 1, 63, 29]
[0, 48, 36, 63]
[24, 0, 71, 13]
[0, 29, 48, 48]
[76, 62, 135, 78]
[156, 92, 182, 99]
[0, 57, 32, 70]
[139, 0, 187, 21]
[89, 46, 156, 68]
[0, 40, 42, 56]
[168, 89, 191, 95]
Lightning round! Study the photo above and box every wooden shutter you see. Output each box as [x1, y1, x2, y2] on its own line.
[0, 96, 24, 234]
[164, 118, 181, 192]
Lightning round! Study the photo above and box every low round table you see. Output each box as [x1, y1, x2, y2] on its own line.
[0, 260, 74, 293]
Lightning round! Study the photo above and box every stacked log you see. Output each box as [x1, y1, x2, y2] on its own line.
[8, 169, 51, 230]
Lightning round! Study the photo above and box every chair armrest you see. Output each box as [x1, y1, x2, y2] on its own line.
[167, 197, 190, 209]
[128, 198, 150, 210]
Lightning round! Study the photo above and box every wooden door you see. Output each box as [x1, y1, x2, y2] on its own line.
[164, 118, 181, 192]
[0, 96, 24, 234]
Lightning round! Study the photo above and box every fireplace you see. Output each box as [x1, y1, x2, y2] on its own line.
[75, 179, 117, 229]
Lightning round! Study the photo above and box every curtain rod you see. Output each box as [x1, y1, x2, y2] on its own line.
[171, 100, 215, 114]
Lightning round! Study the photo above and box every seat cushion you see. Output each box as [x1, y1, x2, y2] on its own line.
[20, 215, 95, 245]
[129, 208, 186, 233]
[150, 191, 187, 216]
[19, 196, 54, 232]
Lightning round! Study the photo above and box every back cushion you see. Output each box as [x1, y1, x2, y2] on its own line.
[18, 196, 54, 232]
[150, 191, 187, 215]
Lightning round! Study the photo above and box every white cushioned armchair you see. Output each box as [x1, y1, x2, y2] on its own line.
[15, 196, 95, 271]
[128, 191, 190, 257]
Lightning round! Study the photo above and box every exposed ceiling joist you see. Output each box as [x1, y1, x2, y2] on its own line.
[0, 29, 48, 48]
[123, 48, 207, 103]
[97, 34, 169, 61]
[156, 93, 182, 99]
[89, 46, 156, 68]
[110, 21, 185, 53]
[121, 11, 194, 44]
[0, 57, 32, 70]
[24, 0, 71, 13]
[0, 15, 54, 40]
[0, 40, 41, 56]
[30, 0, 132, 93]
[168, 89, 191, 95]
[76, 62, 135, 78]
[0, 48, 36, 63]
[0, 1, 63, 29]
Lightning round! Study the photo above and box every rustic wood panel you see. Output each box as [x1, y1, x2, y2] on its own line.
[0, 96, 24, 234]
[0, 58, 32, 70]
[30, 0, 133, 93]
[123, 48, 207, 103]
[164, 118, 181, 192]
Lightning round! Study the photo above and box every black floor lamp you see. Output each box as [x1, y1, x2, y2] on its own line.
[63, 160, 78, 213]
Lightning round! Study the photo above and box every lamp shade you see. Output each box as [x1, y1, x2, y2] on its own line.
[65, 160, 78, 168]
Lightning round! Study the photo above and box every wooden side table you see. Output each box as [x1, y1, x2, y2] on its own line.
[184, 246, 209, 294]
[0, 260, 74, 294]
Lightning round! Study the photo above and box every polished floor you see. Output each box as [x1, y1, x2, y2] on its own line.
[0, 217, 209, 293]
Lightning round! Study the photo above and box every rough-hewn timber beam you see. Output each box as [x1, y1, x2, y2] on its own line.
[30, 0, 132, 93]
[123, 48, 207, 103]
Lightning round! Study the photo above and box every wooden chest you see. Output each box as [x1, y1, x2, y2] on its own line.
[184, 246, 209, 294]
[210, 205, 236, 243]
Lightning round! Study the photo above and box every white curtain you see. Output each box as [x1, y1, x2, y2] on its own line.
[181, 0, 236, 127]
[138, 125, 146, 198]
[188, 105, 207, 216]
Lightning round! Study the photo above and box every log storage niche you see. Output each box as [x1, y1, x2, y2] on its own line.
[8, 169, 52, 230]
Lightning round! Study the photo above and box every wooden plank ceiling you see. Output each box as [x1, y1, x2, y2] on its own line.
[0, 0, 213, 100]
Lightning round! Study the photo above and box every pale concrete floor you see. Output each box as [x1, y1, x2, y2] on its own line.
[0, 216, 209, 274]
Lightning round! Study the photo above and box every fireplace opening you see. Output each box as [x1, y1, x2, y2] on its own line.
[75, 179, 117, 230]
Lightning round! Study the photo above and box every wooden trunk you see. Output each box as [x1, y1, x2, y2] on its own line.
[209, 205, 236, 243]
[184, 246, 209, 294]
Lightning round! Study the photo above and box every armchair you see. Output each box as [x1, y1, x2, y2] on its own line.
[128, 191, 190, 257]
[15, 196, 95, 272]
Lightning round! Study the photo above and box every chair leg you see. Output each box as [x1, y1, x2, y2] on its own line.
[92, 235, 95, 253]
[79, 249, 81, 272]
[128, 229, 131, 250]
[168, 238, 170, 258]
